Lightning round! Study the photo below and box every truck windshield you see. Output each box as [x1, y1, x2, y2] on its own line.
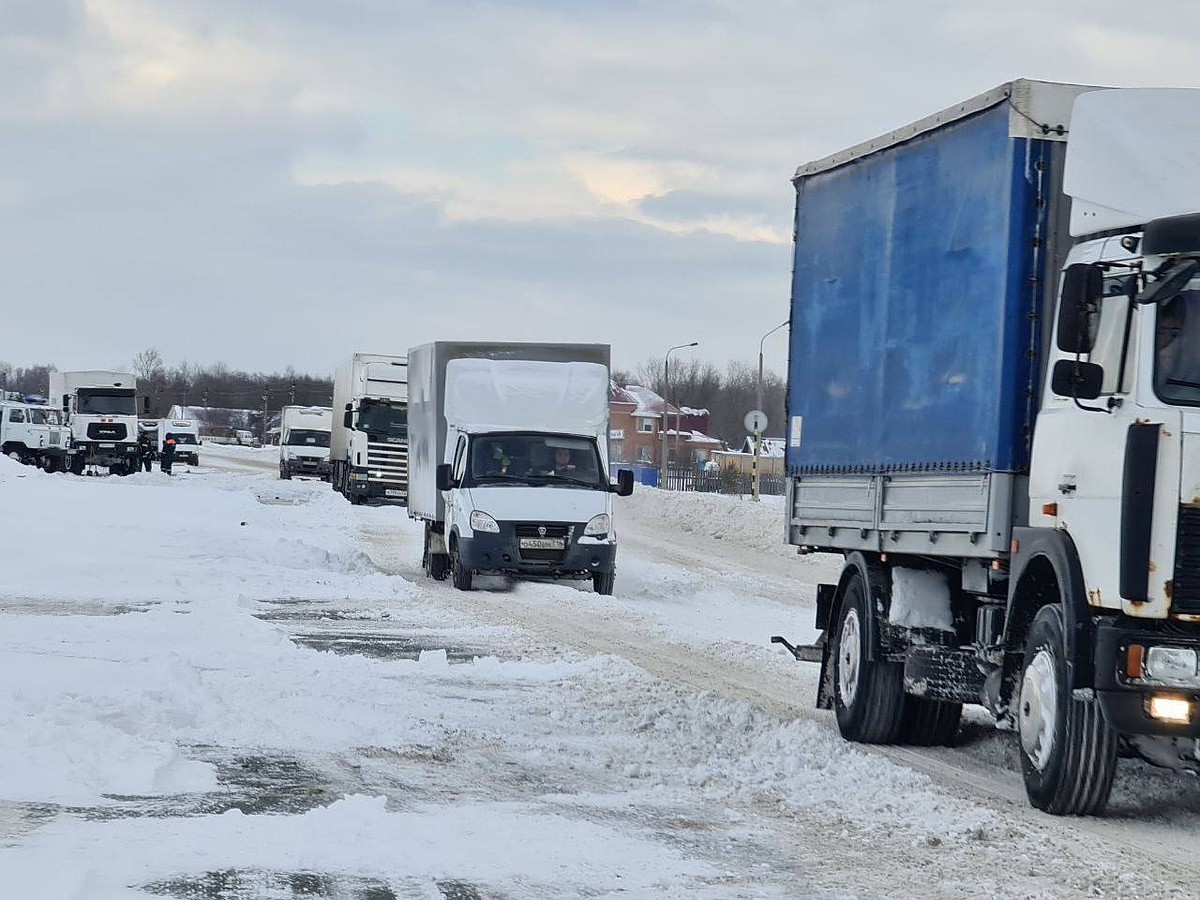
[357, 401, 407, 438]
[166, 432, 198, 445]
[466, 433, 604, 489]
[1155, 281, 1200, 405]
[286, 429, 330, 447]
[28, 408, 60, 425]
[77, 390, 137, 416]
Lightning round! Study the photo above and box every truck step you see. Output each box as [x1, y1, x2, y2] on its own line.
[903, 646, 985, 705]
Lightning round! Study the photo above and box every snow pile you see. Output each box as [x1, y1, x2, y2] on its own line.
[624, 486, 788, 550]
[889, 567, 954, 631]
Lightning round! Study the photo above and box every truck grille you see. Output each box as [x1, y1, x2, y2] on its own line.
[1173, 506, 1200, 614]
[515, 523, 572, 564]
[87, 422, 127, 440]
[366, 441, 408, 486]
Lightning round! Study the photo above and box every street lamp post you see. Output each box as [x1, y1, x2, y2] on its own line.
[661, 341, 698, 489]
[753, 320, 789, 502]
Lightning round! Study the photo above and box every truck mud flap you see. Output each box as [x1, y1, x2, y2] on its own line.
[903, 646, 985, 705]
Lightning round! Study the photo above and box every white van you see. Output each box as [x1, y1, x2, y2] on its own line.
[158, 419, 201, 466]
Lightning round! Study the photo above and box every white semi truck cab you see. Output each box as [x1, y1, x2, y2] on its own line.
[331, 354, 408, 505]
[278, 405, 332, 480]
[50, 371, 142, 475]
[778, 82, 1200, 815]
[408, 343, 633, 594]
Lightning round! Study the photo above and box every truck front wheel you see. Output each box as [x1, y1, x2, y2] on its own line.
[593, 571, 615, 595]
[832, 574, 906, 743]
[1018, 604, 1117, 815]
[450, 538, 473, 591]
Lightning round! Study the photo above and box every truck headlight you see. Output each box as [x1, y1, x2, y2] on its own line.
[583, 514, 610, 537]
[1145, 646, 1200, 684]
[470, 511, 500, 533]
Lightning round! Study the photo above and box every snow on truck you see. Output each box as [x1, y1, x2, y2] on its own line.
[49, 370, 142, 475]
[331, 354, 408, 505]
[407, 341, 634, 594]
[777, 80, 1200, 815]
[278, 405, 332, 481]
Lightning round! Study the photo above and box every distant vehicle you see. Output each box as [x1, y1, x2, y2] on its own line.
[49, 371, 142, 475]
[331, 353, 408, 505]
[0, 398, 68, 471]
[233, 429, 260, 448]
[279, 405, 332, 481]
[157, 419, 201, 466]
[407, 341, 633, 594]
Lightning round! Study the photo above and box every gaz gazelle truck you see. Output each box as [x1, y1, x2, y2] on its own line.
[279, 405, 332, 480]
[407, 341, 633, 594]
[331, 354, 408, 504]
[777, 80, 1200, 815]
[50, 370, 142, 475]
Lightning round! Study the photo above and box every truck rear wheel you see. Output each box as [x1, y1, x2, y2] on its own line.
[832, 574, 906, 743]
[1018, 604, 1117, 815]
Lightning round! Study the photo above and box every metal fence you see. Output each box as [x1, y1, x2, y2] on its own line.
[660, 467, 785, 496]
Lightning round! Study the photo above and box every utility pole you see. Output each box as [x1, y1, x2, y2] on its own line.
[661, 342, 698, 490]
[289, 379, 295, 405]
[753, 320, 789, 501]
[261, 390, 269, 445]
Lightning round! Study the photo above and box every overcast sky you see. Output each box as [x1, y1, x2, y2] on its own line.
[3, 0, 1199, 380]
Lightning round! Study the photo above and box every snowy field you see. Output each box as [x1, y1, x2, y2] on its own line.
[3, 455, 1200, 898]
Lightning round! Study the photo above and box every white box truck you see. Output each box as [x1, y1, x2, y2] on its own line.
[157, 418, 201, 466]
[278, 405, 332, 480]
[407, 341, 633, 594]
[49, 370, 142, 475]
[331, 353, 408, 505]
[0, 397, 69, 471]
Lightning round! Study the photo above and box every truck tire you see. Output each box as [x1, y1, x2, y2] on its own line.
[832, 573, 906, 743]
[450, 539, 473, 591]
[593, 571, 615, 595]
[1018, 604, 1117, 815]
[70, 455, 85, 476]
[901, 697, 963, 746]
[279, 462, 291, 480]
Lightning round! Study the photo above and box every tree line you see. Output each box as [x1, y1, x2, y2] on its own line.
[3, 349, 785, 447]
[0, 349, 333, 419]
[612, 357, 786, 446]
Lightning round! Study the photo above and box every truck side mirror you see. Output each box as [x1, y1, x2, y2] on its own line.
[142, 396, 150, 414]
[343, 410, 352, 429]
[612, 469, 634, 496]
[61, 394, 70, 413]
[1137, 259, 1199, 306]
[1051, 359, 1104, 400]
[1056, 263, 1104, 353]
[436, 463, 455, 492]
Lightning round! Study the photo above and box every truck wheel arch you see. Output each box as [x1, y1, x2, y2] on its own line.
[1004, 527, 1094, 698]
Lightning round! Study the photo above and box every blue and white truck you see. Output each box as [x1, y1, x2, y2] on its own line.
[778, 80, 1200, 814]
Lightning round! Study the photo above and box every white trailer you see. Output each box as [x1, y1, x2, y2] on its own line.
[407, 341, 633, 594]
[331, 353, 408, 505]
[49, 370, 142, 475]
[279, 405, 332, 480]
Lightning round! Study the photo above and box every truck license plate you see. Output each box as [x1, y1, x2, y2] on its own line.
[520, 538, 564, 550]
[99, 443, 115, 449]
[385, 489, 404, 497]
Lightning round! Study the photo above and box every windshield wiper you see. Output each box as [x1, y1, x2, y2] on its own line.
[471, 474, 527, 485]
[1167, 378, 1200, 390]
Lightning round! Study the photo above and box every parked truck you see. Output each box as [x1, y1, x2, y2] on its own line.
[777, 80, 1200, 815]
[331, 353, 408, 505]
[50, 370, 142, 475]
[157, 418, 201, 467]
[0, 396, 69, 471]
[407, 341, 633, 594]
[279, 405, 332, 480]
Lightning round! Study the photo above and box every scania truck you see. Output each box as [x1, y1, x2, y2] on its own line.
[50, 371, 141, 475]
[407, 341, 633, 594]
[279, 405, 332, 480]
[331, 354, 408, 504]
[776, 80, 1200, 815]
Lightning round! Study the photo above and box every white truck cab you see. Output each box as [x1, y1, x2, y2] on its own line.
[157, 419, 201, 466]
[279, 405, 332, 480]
[0, 398, 68, 471]
[49, 371, 142, 475]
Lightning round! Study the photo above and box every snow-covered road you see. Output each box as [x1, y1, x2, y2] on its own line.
[2, 455, 1199, 898]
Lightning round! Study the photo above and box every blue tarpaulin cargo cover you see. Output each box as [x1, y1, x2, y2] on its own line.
[786, 89, 1077, 476]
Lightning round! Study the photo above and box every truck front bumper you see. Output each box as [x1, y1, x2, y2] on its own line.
[286, 457, 331, 477]
[72, 442, 140, 467]
[1094, 618, 1200, 737]
[458, 526, 616, 579]
[347, 468, 406, 504]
